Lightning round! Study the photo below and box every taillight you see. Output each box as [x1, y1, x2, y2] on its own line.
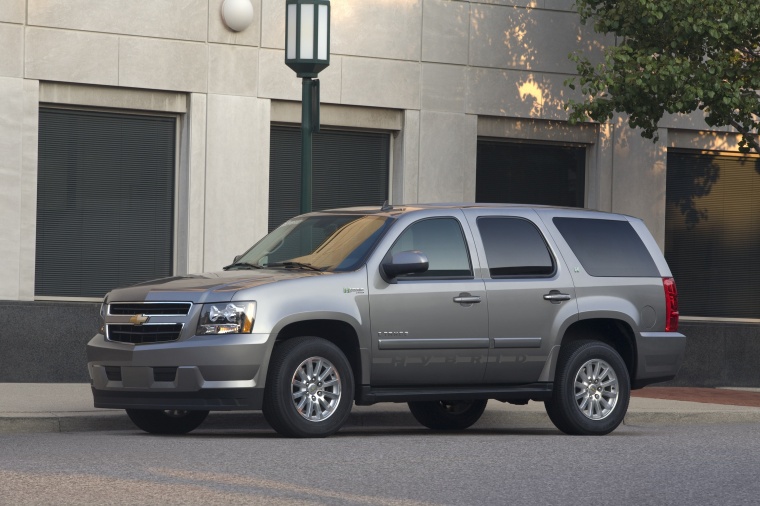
[663, 277, 679, 332]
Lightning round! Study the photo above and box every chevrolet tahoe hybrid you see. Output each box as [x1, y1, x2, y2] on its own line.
[87, 204, 686, 437]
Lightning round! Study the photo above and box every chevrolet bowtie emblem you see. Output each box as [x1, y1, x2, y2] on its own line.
[130, 314, 150, 325]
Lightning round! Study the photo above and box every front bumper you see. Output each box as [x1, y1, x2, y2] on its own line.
[87, 332, 273, 411]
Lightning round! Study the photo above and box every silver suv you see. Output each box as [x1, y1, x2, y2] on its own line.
[87, 204, 686, 437]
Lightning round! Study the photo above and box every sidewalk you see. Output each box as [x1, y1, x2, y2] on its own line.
[1, 384, 759, 434]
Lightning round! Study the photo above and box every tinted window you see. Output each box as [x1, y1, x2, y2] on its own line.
[477, 217, 554, 277]
[389, 218, 472, 278]
[553, 217, 659, 277]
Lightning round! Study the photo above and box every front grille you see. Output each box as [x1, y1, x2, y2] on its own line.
[109, 302, 192, 316]
[107, 324, 184, 344]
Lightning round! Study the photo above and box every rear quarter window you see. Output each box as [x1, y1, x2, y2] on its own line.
[477, 217, 555, 277]
[553, 217, 659, 277]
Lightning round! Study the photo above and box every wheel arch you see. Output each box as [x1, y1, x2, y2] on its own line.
[270, 317, 363, 400]
[557, 318, 638, 385]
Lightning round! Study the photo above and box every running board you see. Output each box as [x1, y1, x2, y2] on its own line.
[356, 383, 553, 405]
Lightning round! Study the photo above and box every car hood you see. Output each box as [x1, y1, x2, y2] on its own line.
[105, 269, 327, 304]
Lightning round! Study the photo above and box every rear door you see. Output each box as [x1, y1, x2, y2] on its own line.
[463, 208, 578, 384]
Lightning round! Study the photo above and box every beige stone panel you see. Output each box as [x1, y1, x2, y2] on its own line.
[331, 0, 422, 61]
[668, 129, 745, 153]
[422, 0, 469, 65]
[119, 37, 207, 93]
[394, 110, 420, 204]
[477, 116, 598, 144]
[418, 111, 477, 202]
[260, 0, 285, 49]
[543, 0, 577, 11]
[341, 57, 420, 110]
[0, 0, 25, 23]
[0, 23, 23, 78]
[204, 94, 270, 270]
[475, 0, 539, 7]
[39, 82, 187, 113]
[186, 93, 207, 274]
[25, 27, 118, 86]
[19, 80, 40, 300]
[658, 109, 713, 131]
[587, 122, 613, 212]
[611, 119, 668, 248]
[209, 0, 262, 46]
[271, 101, 402, 130]
[470, 5, 593, 74]
[466, 67, 542, 118]
[421, 63, 466, 113]
[258, 48, 342, 104]
[209, 44, 259, 97]
[540, 72, 587, 121]
[0, 77, 23, 299]
[28, 0, 207, 41]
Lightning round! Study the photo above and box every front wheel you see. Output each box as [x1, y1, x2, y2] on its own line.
[408, 399, 488, 430]
[544, 340, 630, 435]
[126, 409, 209, 435]
[263, 336, 354, 438]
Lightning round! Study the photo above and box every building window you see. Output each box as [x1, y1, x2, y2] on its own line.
[476, 140, 586, 207]
[666, 150, 760, 319]
[269, 126, 390, 232]
[35, 108, 176, 299]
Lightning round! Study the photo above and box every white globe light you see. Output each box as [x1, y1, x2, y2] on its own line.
[221, 0, 254, 32]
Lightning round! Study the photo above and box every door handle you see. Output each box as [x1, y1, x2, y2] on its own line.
[453, 294, 481, 304]
[543, 291, 571, 303]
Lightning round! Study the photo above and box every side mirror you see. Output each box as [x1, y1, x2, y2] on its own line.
[380, 250, 429, 283]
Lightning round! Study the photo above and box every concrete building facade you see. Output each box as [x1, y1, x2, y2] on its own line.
[0, 0, 757, 384]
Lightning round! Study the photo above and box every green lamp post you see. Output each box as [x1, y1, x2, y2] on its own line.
[285, 0, 331, 214]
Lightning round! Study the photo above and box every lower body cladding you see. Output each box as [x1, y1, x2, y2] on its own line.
[633, 332, 687, 388]
[87, 332, 271, 411]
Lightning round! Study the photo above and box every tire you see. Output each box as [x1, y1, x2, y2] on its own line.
[544, 340, 630, 436]
[262, 336, 355, 438]
[408, 399, 488, 431]
[126, 409, 209, 435]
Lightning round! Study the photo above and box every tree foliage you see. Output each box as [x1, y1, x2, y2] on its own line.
[566, 0, 760, 154]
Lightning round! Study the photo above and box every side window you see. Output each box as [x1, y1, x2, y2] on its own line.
[553, 217, 659, 277]
[477, 217, 555, 277]
[389, 218, 472, 278]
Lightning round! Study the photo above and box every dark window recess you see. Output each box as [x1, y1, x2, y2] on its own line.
[389, 218, 472, 278]
[477, 217, 555, 277]
[36, 109, 175, 298]
[476, 140, 586, 207]
[153, 367, 178, 382]
[553, 218, 659, 277]
[666, 151, 760, 319]
[269, 126, 390, 232]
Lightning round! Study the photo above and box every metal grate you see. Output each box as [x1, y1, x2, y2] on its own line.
[109, 303, 191, 316]
[107, 324, 183, 344]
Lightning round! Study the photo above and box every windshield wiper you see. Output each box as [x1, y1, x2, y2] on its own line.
[223, 262, 264, 270]
[265, 261, 325, 272]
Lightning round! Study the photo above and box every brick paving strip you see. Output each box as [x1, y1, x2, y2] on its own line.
[632, 387, 760, 408]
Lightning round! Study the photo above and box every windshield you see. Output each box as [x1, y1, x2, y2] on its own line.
[233, 214, 393, 272]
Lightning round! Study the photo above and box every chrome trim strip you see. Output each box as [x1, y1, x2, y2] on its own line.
[493, 337, 542, 349]
[378, 338, 490, 350]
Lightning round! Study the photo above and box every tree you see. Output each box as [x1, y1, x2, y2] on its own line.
[565, 0, 760, 154]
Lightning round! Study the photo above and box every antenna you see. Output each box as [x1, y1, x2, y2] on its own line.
[380, 200, 393, 212]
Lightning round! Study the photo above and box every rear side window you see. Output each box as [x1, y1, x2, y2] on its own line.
[389, 218, 472, 278]
[553, 217, 659, 277]
[477, 217, 555, 277]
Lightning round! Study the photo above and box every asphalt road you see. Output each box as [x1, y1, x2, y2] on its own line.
[1, 423, 759, 505]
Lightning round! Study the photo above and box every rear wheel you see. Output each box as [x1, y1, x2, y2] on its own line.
[263, 336, 354, 438]
[408, 399, 487, 430]
[126, 409, 209, 435]
[544, 340, 630, 435]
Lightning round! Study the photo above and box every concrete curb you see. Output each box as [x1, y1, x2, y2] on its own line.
[3, 408, 760, 434]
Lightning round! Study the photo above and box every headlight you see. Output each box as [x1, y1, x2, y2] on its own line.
[99, 298, 108, 334]
[197, 301, 256, 335]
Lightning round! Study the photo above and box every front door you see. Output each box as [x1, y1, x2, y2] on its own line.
[369, 216, 489, 386]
